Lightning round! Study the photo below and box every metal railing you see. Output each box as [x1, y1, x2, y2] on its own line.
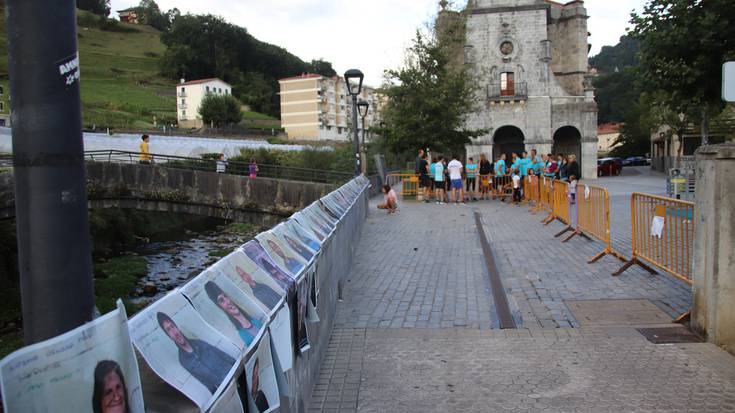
[487, 82, 528, 101]
[83, 150, 353, 184]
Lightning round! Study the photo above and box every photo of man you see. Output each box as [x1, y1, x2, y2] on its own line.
[295, 276, 311, 353]
[244, 331, 280, 413]
[156, 312, 236, 394]
[255, 232, 307, 277]
[285, 218, 322, 248]
[129, 293, 241, 410]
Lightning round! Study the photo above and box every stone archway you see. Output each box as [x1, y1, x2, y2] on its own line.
[492, 126, 525, 162]
[553, 126, 582, 176]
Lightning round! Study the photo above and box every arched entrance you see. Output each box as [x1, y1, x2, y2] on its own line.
[493, 126, 525, 162]
[552, 126, 582, 176]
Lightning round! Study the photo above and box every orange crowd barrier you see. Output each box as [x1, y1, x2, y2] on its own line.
[524, 175, 540, 210]
[613, 193, 694, 281]
[542, 180, 574, 237]
[612, 193, 694, 322]
[492, 175, 514, 201]
[538, 176, 554, 218]
[563, 183, 626, 263]
[386, 173, 419, 198]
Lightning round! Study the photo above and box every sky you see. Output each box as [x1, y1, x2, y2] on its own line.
[109, 0, 647, 86]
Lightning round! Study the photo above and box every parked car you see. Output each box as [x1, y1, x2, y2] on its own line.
[598, 158, 622, 176]
[624, 156, 647, 166]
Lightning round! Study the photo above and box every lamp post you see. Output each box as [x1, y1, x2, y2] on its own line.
[344, 69, 364, 176]
[357, 100, 369, 174]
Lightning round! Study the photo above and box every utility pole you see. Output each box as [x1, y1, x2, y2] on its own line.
[6, 0, 95, 343]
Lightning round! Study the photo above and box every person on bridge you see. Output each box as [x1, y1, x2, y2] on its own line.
[139, 135, 152, 164]
[156, 312, 236, 394]
[249, 158, 258, 178]
[235, 266, 283, 310]
[216, 153, 228, 173]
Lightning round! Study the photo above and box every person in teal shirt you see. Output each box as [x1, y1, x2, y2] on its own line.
[530, 149, 544, 175]
[465, 157, 478, 201]
[495, 154, 507, 176]
[510, 153, 521, 176]
[205, 281, 265, 347]
[519, 151, 533, 177]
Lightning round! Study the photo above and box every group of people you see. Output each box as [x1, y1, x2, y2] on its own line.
[414, 148, 581, 205]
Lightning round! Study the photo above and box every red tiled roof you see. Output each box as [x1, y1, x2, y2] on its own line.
[180, 78, 226, 86]
[278, 73, 323, 82]
[598, 123, 622, 134]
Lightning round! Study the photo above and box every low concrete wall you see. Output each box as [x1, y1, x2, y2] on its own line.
[692, 144, 735, 354]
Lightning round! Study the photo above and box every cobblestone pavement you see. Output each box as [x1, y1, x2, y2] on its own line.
[309, 170, 734, 412]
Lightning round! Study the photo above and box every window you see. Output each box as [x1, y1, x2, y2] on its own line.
[180, 87, 185, 93]
[0, 86, 5, 95]
[181, 99, 185, 105]
[500, 72, 514, 96]
[206, 86, 210, 93]
[0, 102, 4, 112]
[182, 110, 186, 117]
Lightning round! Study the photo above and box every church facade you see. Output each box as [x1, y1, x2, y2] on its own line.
[461, 0, 598, 178]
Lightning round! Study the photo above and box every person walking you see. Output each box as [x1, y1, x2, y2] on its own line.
[447, 154, 464, 204]
[434, 155, 445, 204]
[249, 158, 259, 178]
[465, 157, 478, 201]
[139, 134, 152, 164]
[216, 153, 228, 173]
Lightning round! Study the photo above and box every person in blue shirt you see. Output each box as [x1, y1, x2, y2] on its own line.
[434, 156, 445, 204]
[530, 149, 544, 175]
[205, 281, 264, 347]
[429, 157, 437, 201]
[493, 153, 507, 198]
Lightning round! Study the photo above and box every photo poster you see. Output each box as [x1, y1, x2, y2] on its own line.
[180, 269, 269, 353]
[296, 209, 332, 240]
[0, 300, 144, 413]
[284, 217, 322, 249]
[290, 212, 327, 243]
[244, 331, 280, 413]
[308, 201, 338, 228]
[320, 197, 346, 219]
[333, 188, 355, 210]
[295, 276, 311, 354]
[306, 265, 320, 323]
[255, 231, 307, 279]
[209, 379, 244, 413]
[268, 304, 294, 373]
[272, 222, 317, 263]
[214, 249, 286, 316]
[128, 292, 241, 411]
[240, 240, 296, 297]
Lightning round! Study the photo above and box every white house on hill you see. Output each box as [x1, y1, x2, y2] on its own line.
[176, 78, 232, 129]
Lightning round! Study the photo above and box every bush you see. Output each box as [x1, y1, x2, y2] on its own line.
[199, 94, 243, 127]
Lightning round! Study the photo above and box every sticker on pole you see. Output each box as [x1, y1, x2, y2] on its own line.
[57, 52, 80, 87]
[724, 62, 735, 102]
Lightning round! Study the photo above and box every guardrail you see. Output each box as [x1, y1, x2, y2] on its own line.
[385, 173, 419, 198]
[83, 150, 353, 184]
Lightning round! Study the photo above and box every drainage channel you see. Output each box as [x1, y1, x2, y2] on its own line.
[474, 211, 517, 329]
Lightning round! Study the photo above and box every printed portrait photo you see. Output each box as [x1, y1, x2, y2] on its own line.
[272, 222, 316, 262]
[181, 270, 269, 352]
[255, 231, 307, 278]
[241, 241, 296, 295]
[0, 301, 144, 413]
[128, 293, 241, 411]
[214, 250, 286, 315]
[284, 218, 322, 250]
[244, 331, 281, 413]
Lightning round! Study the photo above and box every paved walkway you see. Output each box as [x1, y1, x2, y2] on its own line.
[309, 171, 735, 412]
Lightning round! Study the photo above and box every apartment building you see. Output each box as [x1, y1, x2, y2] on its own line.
[176, 78, 232, 129]
[278, 73, 384, 141]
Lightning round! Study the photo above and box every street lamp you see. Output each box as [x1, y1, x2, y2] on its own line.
[344, 69, 364, 176]
[357, 100, 369, 174]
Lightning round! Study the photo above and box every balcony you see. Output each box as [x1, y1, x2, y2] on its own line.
[487, 82, 527, 101]
[178, 103, 187, 109]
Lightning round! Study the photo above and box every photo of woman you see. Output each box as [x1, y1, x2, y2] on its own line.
[283, 233, 314, 261]
[204, 281, 264, 346]
[92, 360, 129, 413]
[285, 219, 322, 248]
[241, 241, 296, 295]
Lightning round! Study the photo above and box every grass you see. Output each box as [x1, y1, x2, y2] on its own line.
[243, 111, 277, 121]
[225, 222, 256, 234]
[94, 256, 149, 314]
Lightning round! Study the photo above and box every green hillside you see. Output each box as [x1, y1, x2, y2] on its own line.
[0, 8, 176, 130]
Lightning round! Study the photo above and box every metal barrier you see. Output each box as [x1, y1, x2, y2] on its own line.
[613, 193, 694, 284]
[539, 177, 555, 221]
[83, 150, 353, 184]
[564, 183, 627, 263]
[524, 175, 539, 210]
[548, 180, 574, 237]
[492, 175, 514, 201]
[385, 173, 419, 198]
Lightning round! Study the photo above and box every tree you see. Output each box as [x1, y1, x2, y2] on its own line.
[308, 59, 336, 77]
[77, 0, 110, 16]
[199, 94, 243, 127]
[236, 72, 276, 115]
[381, 31, 485, 156]
[631, 0, 735, 117]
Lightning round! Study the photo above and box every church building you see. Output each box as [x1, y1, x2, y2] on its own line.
[460, 0, 598, 178]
